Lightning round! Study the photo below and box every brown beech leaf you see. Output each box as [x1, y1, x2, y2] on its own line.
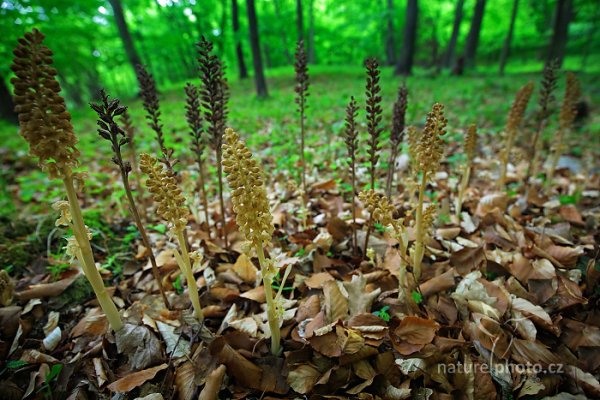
[107, 364, 167, 393]
[565, 365, 600, 398]
[342, 274, 381, 317]
[475, 193, 508, 217]
[559, 205, 584, 226]
[208, 337, 262, 390]
[419, 268, 457, 298]
[115, 323, 165, 370]
[198, 364, 226, 400]
[240, 285, 265, 303]
[551, 274, 587, 311]
[545, 245, 584, 267]
[394, 316, 439, 345]
[450, 245, 485, 275]
[295, 294, 320, 322]
[15, 274, 79, 300]
[304, 272, 334, 289]
[232, 253, 258, 284]
[323, 280, 348, 323]
[288, 364, 321, 394]
[326, 217, 351, 241]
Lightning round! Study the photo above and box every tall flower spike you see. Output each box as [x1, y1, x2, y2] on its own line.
[386, 83, 408, 197]
[416, 103, 447, 175]
[365, 57, 383, 189]
[222, 128, 282, 355]
[11, 29, 79, 179]
[344, 96, 359, 254]
[136, 64, 174, 170]
[222, 128, 274, 248]
[465, 124, 477, 164]
[528, 60, 559, 180]
[11, 30, 123, 331]
[499, 82, 534, 186]
[547, 72, 581, 186]
[184, 83, 212, 238]
[456, 124, 478, 219]
[139, 154, 188, 234]
[197, 36, 230, 247]
[294, 40, 310, 194]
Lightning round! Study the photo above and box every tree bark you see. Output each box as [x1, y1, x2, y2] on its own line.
[463, 0, 486, 69]
[232, 0, 249, 79]
[443, 0, 464, 68]
[395, 0, 418, 76]
[385, 0, 396, 66]
[307, 0, 316, 63]
[107, 0, 143, 84]
[499, 0, 519, 75]
[297, 0, 304, 42]
[547, 0, 573, 67]
[246, 0, 269, 97]
[0, 76, 17, 124]
[274, 0, 293, 64]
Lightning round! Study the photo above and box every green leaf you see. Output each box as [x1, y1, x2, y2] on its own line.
[45, 364, 63, 384]
[411, 291, 423, 304]
[6, 360, 28, 370]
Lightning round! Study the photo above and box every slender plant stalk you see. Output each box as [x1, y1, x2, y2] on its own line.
[295, 40, 310, 195]
[91, 91, 170, 308]
[197, 37, 229, 247]
[11, 29, 123, 331]
[412, 103, 447, 282]
[385, 83, 408, 197]
[185, 83, 212, 239]
[365, 58, 383, 190]
[413, 172, 427, 279]
[175, 230, 203, 321]
[256, 244, 280, 355]
[64, 176, 124, 330]
[222, 128, 283, 355]
[455, 124, 477, 219]
[499, 82, 534, 187]
[547, 72, 580, 187]
[526, 60, 558, 182]
[140, 153, 203, 322]
[343, 97, 359, 254]
[122, 109, 146, 219]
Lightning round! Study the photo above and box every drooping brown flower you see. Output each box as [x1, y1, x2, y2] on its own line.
[465, 123, 477, 164]
[365, 57, 383, 189]
[559, 72, 581, 131]
[416, 103, 447, 176]
[11, 29, 79, 178]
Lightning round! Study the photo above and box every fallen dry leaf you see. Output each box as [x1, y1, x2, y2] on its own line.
[107, 364, 167, 393]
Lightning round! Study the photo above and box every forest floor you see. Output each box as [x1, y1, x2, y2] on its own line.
[1, 66, 600, 399]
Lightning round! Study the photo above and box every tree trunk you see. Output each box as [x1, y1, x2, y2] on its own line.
[274, 0, 293, 64]
[463, 0, 486, 69]
[297, 0, 304, 42]
[232, 0, 249, 79]
[307, 0, 316, 63]
[581, 1, 599, 70]
[0, 76, 17, 124]
[108, 0, 143, 84]
[246, 0, 269, 97]
[547, 0, 573, 67]
[499, 0, 519, 75]
[385, 0, 396, 66]
[443, 0, 464, 68]
[395, 0, 418, 76]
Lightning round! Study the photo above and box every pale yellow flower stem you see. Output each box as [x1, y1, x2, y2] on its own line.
[63, 175, 123, 331]
[413, 172, 427, 282]
[175, 229, 204, 322]
[456, 164, 471, 220]
[256, 244, 281, 356]
[499, 129, 515, 188]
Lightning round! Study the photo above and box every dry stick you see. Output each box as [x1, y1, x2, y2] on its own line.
[91, 92, 171, 308]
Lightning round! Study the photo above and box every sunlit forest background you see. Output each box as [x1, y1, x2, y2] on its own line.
[0, 0, 599, 109]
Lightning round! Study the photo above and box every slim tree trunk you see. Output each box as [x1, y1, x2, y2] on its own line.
[385, 0, 396, 66]
[232, 0, 249, 79]
[307, 0, 316, 63]
[499, 0, 519, 75]
[246, 0, 269, 97]
[395, 0, 418, 76]
[274, 0, 293, 64]
[108, 0, 143, 84]
[444, 0, 464, 68]
[0, 76, 18, 124]
[547, 0, 573, 67]
[297, 0, 304, 42]
[464, 0, 487, 69]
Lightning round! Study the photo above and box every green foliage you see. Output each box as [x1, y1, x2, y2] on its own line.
[373, 305, 391, 322]
[173, 275, 184, 295]
[411, 290, 423, 304]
